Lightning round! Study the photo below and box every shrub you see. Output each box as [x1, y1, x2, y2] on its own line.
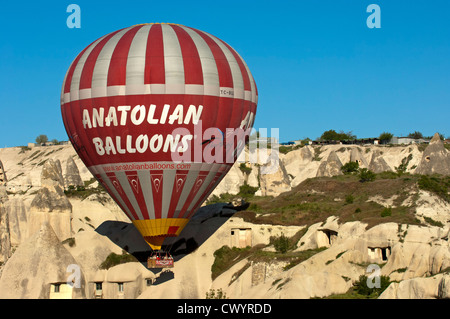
[341, 161, 359, 175]
[354, 275, 391, 297]
[418, 175, 449, 202]
[358, 168, 376, 182]
[99, 251, 137, 270]
[381, 207, 392, 217]
[345, 194, 354, 204]
[211, 246, 251, 280]
[238, 184, 258, 198]
[423, 216, 444, 227]
[395, 154, 413, 175]
[62, 237, 76, 247]
[270, 234, 291, 254]
[239, 163, 252, 175]
[279, 146, 292, 154]
[206, 288, 228, 299]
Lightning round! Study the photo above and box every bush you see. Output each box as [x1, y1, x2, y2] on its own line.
[418, 175, 449, 202]
[341, 161, 359, 175]
[239, 163, 252, 175]
[345, 194, 354, 204]
[62, 237, 76, 247]
[423, 216, 444, 227]
[238, 184, 258, 198]
[211, 246, 251, 280]
[358, 168, 376, 182]
[99, 251, 137, 270]
[270, 234, 292, 254]
[395, 154, 413, 175]
[354, 275, 391, 297]
[206, 288, 228, 299]
[381, 207, 392, 217]
[279, 146, 292, 154]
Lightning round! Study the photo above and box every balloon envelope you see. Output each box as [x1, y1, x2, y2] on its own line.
[61, 23, 258, 250]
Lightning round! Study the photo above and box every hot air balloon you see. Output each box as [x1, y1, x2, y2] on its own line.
[61, 23, 258, 255]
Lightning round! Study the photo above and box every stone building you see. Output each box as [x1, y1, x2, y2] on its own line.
[89, 263, 156, 299]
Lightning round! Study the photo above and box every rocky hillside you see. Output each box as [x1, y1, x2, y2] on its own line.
[0, 133, 449, 299]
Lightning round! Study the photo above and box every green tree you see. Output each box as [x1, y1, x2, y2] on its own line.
[320, 130, 355, 141]
[341, 161, 359, 175]
[271, 234, 293, 254]
[358, 168, 376, 182]
[238, 184, 258, 198]
[407, 131, 423, 139]
[354, 274, 391, 297]
[378, 132, 393, 144]
[35, 134, 48, 145]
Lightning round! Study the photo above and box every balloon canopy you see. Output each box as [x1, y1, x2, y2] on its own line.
[61, 23, 258, 250]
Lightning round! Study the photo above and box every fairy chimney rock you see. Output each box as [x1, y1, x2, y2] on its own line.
[415, 133, 450, 175]
[316, 151, 343, 177]
[41, 159, 65, 192]
[64, 156, 83, 189]
[369, 150, 393, 173]
[28, 159, 73, 241]
[0, 160, 7, 185]
[0, 222, 85, 299]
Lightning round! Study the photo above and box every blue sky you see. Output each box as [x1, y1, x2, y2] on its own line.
[0, 0, 449, 147]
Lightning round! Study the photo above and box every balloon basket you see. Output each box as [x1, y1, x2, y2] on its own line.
[147, 251, 174, 269]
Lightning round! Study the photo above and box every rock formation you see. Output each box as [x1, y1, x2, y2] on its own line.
[415, 133, 450, 175]
[64, 156, 83, 189]
[0, 222, 85, 299]
[0, 160, 6, 185]
[350, 148, 369, 168]
[369, 150, 393, 173]
[258, 155, 291, 197]
[0, 199, 11, 264]
[3, 198, 27, 245]
[380, 274, 450, 299]
[0, 143, 449, 299]
[28, 159, 72, 241]
[316, 151, 343, 177]
[282, 146, 316, 187]
[40, 158, 64, 191]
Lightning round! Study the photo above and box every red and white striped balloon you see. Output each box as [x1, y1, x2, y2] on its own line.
[61, 23, 258, 250]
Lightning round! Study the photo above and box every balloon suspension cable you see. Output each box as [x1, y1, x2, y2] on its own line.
[164, 241, 174, 256]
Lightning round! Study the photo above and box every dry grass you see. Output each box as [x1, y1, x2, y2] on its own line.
[236, 174, 423, 229]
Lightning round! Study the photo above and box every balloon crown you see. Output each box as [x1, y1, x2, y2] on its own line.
[133, 22, 184, 27]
